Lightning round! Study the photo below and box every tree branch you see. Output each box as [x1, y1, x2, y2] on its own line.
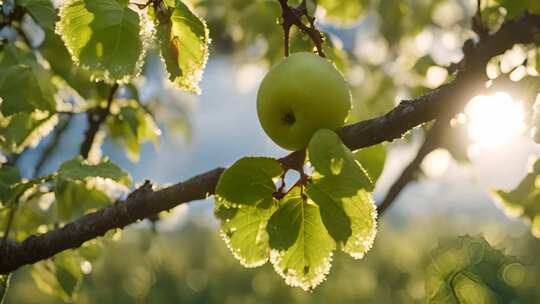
[1, 13, 540, 275]
[79, 83, 119, 159]
[278, 0, 326, 57]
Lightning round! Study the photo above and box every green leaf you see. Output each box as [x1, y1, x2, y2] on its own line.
[0, 165, 21, 205]
[31, 252, 84, 302]
[0, 111, 59, 154]
[0, 274, 10, 304]
[16, 0, 57, 31]
[0, 44, 57, 116]
[153, 0, 210, 93]
[0, 188, 56, 240]
[308, 129, 377, 258]
[57, 156, 132, 186]
[492, 159, 540, 238]
[215, 197, 277, 268]
[214, 157, 282, 267]
[267, 189, 336, 291]
[308, 129, 373, 192]
[57, 0, 144, 82]
[317, 0, 369, 24]
[40, 30, 102, 100]
[55, 157, 131, 221]
[107, 100, 160, 161]
[215, 157, 283, 207]
[215, 133, 377, 291]
[354, 144, 387, 184]
[425, 236, 524, 303]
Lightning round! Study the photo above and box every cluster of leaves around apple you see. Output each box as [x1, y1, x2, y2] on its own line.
[215, 129, 378, 291]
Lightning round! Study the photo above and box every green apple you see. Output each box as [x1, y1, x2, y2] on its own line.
[257, 52, 351, 151]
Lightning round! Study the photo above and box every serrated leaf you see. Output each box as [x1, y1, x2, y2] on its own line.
[215, 197, 276, 268]
[0, 111, 59, 154]
[215, 132, 377, 291]
[214, 157, 282, 268]
[55, 157, 131, 221]
[153, 0, 210, 93]
[0, 44, 57, 116]
[354, 143, 387, 184]
[425, 236, 524, 303]
[317, 0, 369, 24]
[57, 0, 143, 82]
[107, 100, 160, 161]
[31, 252, 84, 302]
[308, 129, 377, 258]
[17, 0, 57, 31]
[267, 191, 336, 291]
[0, 274, 10, 304]
[215, 157, 283, 207]
[492, 159, 540, 237]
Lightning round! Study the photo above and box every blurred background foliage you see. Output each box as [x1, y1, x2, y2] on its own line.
[6, 215, 540, 303]
[1, 0, 540, 302]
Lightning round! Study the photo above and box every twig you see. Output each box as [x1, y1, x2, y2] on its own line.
[277, 0, 326, 57]
[79, 83, 119, 159]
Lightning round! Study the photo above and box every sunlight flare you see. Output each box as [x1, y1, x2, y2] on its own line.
[465, 92, 525, 148]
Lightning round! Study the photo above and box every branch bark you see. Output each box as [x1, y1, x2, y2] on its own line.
[1, 13, 540, 275]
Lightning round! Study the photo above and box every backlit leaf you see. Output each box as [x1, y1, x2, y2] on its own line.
[492, 159, 540, 238]
[153, 0, 210, 93]
[0, 111, 59, 154]
[267, 189, 336, 291]
[31, 252, 84, 302]
[317, 0, 369, 25]
[0, 44, 57, 116]
[215, 157, 283, 207]
[106, 100, 160, 161]
[215, 197, 276, 268]
[55, 157, 131, 221]
[57, 0, 144, 82]
[354, 143, 387, 184]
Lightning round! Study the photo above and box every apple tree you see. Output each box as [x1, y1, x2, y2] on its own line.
[1, 0, 540, 302]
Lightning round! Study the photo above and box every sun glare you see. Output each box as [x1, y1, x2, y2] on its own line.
[465, 92, 525, 148]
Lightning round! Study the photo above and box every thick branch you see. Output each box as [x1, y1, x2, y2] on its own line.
[1, 13, 540, 275]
